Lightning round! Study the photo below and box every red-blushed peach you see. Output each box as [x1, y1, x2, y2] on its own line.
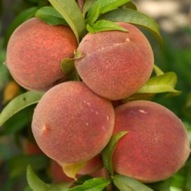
[6, 18, 78, 91]
[75, 22, 154, 100]
[77, 154, 103, 175]
[50, 155, 103, 183]
[112, 100, 190, 183]
[50, 160, 74, 183]
[32, 81, 115, 165]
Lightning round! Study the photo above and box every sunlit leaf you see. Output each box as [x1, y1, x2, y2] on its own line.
[112, 174, 153, 191]
[153, 65, 164, 76]
[87, 20, 127, 33]
[35, 6, 67, 25]
[27, 165, 49, 191]
[87, 0, 131, 24]
[137, 72, 180, 94]
[61, 162, 86, 180]
[0, 91, 44, 126]
[101, 8, 162, 44]
[102, 131, 127, 175]
[48, 0, 86, 42]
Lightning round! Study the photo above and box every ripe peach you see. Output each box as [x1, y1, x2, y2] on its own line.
[32, 81, 114, 165]
[75, 22, 154, 100]
[50, 155, 103, 183]
[6, 18, 78, 91]
[50, 160, 74, 183]
[77, 154, 103, 175]
[112, 100, 190, 183]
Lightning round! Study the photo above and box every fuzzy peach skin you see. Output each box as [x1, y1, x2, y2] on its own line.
[75, 22, 154, 100]
[6, 18, 78, 91]
[112, 100, 190, 183]
[32, 81, 115, 164]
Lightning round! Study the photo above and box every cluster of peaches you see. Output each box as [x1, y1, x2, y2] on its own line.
[6, 16, 190, 184]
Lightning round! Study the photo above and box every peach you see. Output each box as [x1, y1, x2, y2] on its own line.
[50, 160, 74, 183]
[75, 22, 154, 100]
[77, 154, 103, 175]
[112, 100, 190, 183]
[50, 155, 103, 183]
[32, 81, 114, 165]
[6, 18, 78, 91]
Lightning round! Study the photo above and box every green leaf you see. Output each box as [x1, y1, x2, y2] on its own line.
[146, 178, 171, 191]
[83, 0, 97, 17]
[137, 72, 181, 94]
[4, 7, 38, 46]
[102, 131, 128, 175]
[112, 174, 153, 191]
[48, 0, 87, 42]
[0, 106, 34, 135]
[87, 0, 131, 24]
[9, 155, 49, 178]
[35, 6, 67, 25]
[153, 65, 164, 76]
[66, 177, 111, 191]
[27, 166, 73, 191]
[0, 91, 44, 126]
[87, 20, 128, 33]
[101, 8, 162, 45]
[27, 165, 49, 191]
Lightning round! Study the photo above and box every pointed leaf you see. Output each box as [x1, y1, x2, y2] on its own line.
[83, 0, 97, 16]
[102, 131, 128, 175]
[153, 65, 164, 76]
[101, 8, 162, 44]
[112, 174, 153, 191]
[66, 177, 111, 191]
[87, 0, 131, 24]
[87, 20, 128, 33]
[0, 91, 44, 126]
[27, 166, 49, 191]
[137, 72, 180, 94]
[48, 0, 86, 42]
[61, 162, 86, 180]
[35, 6, 67, 25]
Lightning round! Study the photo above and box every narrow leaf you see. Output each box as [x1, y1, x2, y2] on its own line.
[101, 8, 162, 44]
[27, 166, 49, 191]
[137, 72, 180, 94]
[87, 0, 131, 24]
[48, 0, 86, 42]
[87, 20, 128, 33]
[35, 6, 67, 25]
[102, 131, 128, 175]
[83, 0, 97, 16]
[153, 65, 164, 76]
[66, 177, 111, 191]
[112, 174, 153, 191]
[0, 91, 44, 126]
